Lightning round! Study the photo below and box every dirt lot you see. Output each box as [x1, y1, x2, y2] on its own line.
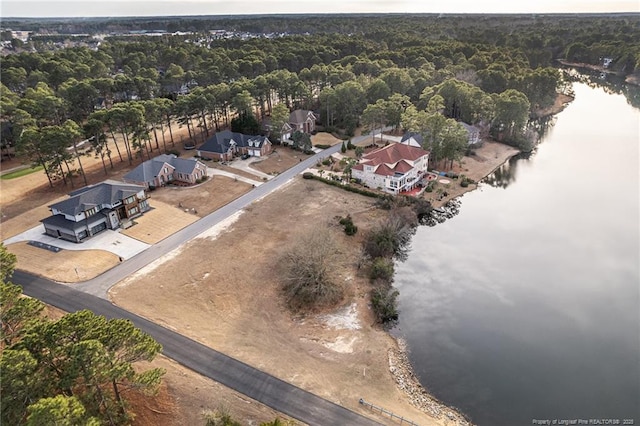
[110, 178, 465, 426]
[148, 176, 252, 218]
[8, 242, 120, 283]
[121, 199, 198, 244]
[251, 146, 312, 175]
[311, 132, 343, 147]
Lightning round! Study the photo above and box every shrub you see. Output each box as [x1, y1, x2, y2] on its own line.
[341, 142, 347, 153]
[338, 214, 358, 236]
[347, 139, 355, 150]
[369, 257, 394, 282]
[165, 149, 180, 157]
[362, 215, 415, 261]
[371, 286, 399, 326]
[302, 172, 314, 179]
[460, 176, 474, 187]
[322, 158, 331, 166]
[315, 144, 331, 149]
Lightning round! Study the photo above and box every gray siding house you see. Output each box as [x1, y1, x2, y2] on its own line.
[41, 180, 149, 243]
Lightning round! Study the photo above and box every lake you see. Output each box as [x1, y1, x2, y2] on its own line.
[394, 82, 640, 426]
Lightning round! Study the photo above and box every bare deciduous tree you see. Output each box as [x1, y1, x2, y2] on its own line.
[280, 228, 344, 311]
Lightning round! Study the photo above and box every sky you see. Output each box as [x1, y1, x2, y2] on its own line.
[0, 0, 638, 18]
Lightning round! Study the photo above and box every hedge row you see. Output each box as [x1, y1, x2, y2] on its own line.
[304, 173, 391, 200]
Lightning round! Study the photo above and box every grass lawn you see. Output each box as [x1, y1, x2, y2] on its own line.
[1, 165, 44, 180]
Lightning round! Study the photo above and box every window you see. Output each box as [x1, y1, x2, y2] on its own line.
[128, 206, 139, 216]
[124, 196, 136, 204]
[85, 207, 97, 217]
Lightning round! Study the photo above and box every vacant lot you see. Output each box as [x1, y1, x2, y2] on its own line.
[110, 178, 461, 426]
[251, 146, 311, 175]
[311, 132, 343, 147]
[149, 176, 252, 218]
[8, 242, 120, 283]
[121, 199, 198, 244]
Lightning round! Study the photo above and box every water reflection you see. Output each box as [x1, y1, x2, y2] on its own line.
[562, 67, 640, 110]
[397, 82, 640, 425]
[482, 152, 533, 189]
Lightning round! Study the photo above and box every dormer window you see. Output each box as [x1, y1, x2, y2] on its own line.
[85, 207, 97, 217]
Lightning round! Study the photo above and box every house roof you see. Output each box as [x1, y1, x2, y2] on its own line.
[374, 163, 395, 176]
[199, 130, 270, 155]
[361, 143, 429, 165]
[41, 214, 92, 232]
[401, 131, 424, 145]
[460, 122, 480, 133]
[394, 160, 413, 173]
[51, 180, 144, 216]
[289, 109, 316, 125]
[123, 154, 204, 183]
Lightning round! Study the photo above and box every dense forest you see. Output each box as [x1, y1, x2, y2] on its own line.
[1, 14, 638, 187]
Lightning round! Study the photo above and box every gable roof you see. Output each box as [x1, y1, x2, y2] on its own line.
[51, 180, 145, 216]
[373, 163, 395, 176]
[123, 154, 204, 183]
[394, 160, 413, 173]
[362, 143, 429, 166]
[401, 131, 424, 145]
[289, 109, 316, 124]
[199, 130, 270, 154]
[460, 122, 480, 133]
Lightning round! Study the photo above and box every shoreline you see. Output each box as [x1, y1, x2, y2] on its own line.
[389, 337, 472, 425]
[390, 91, 577, 424]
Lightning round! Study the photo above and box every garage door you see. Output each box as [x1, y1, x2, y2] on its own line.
[90, 222, 107, 235]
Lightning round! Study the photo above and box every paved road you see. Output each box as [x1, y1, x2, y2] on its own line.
[14, 270, 379, 426]
[12, 129, 390, 425]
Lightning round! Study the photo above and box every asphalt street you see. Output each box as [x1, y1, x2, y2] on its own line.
[14, 270, 380, 426]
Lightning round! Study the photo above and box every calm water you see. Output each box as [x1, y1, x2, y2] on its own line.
[395, 82, 640, 426]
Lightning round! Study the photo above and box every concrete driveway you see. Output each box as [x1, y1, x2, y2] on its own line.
[226, 157, 273, 180]
[3, 225, 150, 260]
[206, 167, 263, 186]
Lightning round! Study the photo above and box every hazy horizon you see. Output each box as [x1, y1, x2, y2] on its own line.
[1, 0, 638, 19]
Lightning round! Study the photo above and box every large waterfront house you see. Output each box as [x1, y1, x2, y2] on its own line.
[41, 180, 149, 243]
[122, 154, 207, 189]
[197, 130, 272, 161]
[351, 143, 430, 194]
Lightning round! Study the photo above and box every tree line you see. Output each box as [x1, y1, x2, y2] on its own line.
[6, 14, 629, 185]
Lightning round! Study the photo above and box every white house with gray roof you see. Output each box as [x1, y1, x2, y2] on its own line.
[122, 154, 207, 189]
[41, 180, 149, 243]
